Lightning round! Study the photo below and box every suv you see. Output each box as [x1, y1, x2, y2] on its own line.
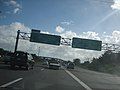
[10, 51, 35, 70]
[3, 52, 13, 64]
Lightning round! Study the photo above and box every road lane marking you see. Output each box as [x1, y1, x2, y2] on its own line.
[65, 69, 92, 90]
[41, 68, 45, 71]
[0, 78, 23, 88]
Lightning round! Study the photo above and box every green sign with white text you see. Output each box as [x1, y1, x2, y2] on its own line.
[72, 37, 102, 51]
[30, 30, 61, 46]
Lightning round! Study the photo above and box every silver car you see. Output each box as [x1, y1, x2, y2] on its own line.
[48, 60, 60, 70]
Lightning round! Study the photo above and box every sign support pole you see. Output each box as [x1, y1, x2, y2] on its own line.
[14, 30, 20, 52]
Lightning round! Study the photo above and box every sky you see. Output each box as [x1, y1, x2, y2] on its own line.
[0, 0, 120, 62]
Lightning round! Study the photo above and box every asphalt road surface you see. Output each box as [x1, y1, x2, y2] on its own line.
[0, 63, 120, 90]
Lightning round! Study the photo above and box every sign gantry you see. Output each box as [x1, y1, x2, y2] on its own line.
[14, 29, 120, 52]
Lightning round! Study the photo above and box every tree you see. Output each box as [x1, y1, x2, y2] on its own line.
[0, 48, 4, 57]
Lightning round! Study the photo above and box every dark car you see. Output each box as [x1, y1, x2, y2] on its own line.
[10, 51, 35, 70]
[48, 60, 60, 70]
[3, 52, 13, 64]
[67, 62, 75, 69]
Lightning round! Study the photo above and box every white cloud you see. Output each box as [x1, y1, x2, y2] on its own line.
[102, 30, 120, 44]
[2, 0, 22, 15]
[60, 31, 100, 40]
[61, 21, 73, 25]
[79, 31, 100, 40]
[60, 31, 77, 38]
[55, 25, 64, 33]
[10, 0, 17, 6]
[8, 0, 21, 8]
[61, 22, 71, 25]
[103, 32, 106, 34]
[41, 31, 50, 34]
[0, 22, 30, 51]
[10, 0, 21, 14]
[0, 22, 30, 37]
[111, 0, 120, 10]
[1, 22, 120, 61]
[14, 8, 20, 14]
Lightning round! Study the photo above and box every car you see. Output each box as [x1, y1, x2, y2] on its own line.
[67, 62, 75, 69]
[10, 51, 35, 70]
[42, 60, 49, 68]
[48, 59, 60, 70]
[3, 52, 13, 64]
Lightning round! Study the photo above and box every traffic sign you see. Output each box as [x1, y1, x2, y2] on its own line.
[72, 37, 102, 51]
[30, 30, 61, 45]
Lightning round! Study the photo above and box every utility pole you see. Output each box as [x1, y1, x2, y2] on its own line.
[14, 30, 20, 52]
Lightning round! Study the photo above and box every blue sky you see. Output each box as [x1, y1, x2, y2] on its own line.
[0, 0, 120, 61]
[1, 0, 119, 34]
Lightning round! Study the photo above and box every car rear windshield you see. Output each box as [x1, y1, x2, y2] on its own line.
[49, 60, 58, 64]
[15, 52, 26, 57]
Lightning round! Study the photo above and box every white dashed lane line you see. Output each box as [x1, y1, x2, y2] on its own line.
[0, 78, 23, 88]
[64, 69, 92, 90]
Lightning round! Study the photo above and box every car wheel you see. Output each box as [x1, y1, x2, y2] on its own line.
[31, 64, 34, 69]
[26, 66, 29, 70]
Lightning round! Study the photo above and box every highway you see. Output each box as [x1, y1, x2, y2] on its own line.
[0, 63, 120, 90]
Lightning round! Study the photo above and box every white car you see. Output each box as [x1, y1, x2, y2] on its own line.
[48, 60, 60, 70]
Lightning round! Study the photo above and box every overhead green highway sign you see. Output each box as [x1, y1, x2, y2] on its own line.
[72, 37, 102, 51]
[30, 29, 61, 45]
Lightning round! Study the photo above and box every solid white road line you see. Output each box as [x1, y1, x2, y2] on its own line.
[65, 69, 92, 90]
[0, 78, 23, 88]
